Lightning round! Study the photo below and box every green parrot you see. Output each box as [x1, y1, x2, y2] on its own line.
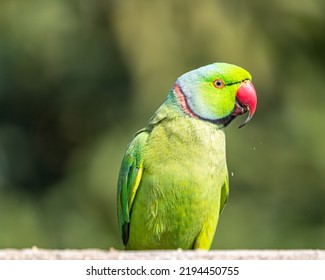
[117, 62, 257, 250]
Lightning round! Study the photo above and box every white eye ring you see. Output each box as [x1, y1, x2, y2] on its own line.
[213, 79, 225, 88]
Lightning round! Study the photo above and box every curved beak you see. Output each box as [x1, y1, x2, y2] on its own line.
[232, 80, 257, 128]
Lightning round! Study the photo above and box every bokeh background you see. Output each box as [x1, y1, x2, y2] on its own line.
[0, 0, 324, 249]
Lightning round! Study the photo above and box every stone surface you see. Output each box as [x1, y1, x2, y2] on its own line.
[0, 248, 324, 260]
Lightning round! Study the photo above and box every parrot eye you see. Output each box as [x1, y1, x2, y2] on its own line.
[213, 79, 224, 89]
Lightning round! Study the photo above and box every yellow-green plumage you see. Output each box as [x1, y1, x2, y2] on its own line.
[117, 63, 257, 250]
[126, 108, 228, 249]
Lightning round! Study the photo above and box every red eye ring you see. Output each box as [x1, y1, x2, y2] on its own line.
[213, 79, 225, 88]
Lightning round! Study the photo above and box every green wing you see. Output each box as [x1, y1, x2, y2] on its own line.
[219, 173, 229, 214]
[117, 129, 149, 246]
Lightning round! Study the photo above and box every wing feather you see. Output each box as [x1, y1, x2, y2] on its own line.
[219, 173, 229, 214]
[117, 130, 149, 245]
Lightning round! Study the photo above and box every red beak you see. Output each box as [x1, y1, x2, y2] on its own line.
[232, 80, 257, 128]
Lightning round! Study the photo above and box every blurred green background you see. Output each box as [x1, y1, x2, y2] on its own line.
[0, 0, 324, 249]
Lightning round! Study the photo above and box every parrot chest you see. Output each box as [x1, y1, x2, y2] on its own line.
[128, 118, 227, 249]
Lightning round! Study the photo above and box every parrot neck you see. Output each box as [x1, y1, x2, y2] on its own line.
[148, 88, 224, 130]
[173, 84, 198, 119]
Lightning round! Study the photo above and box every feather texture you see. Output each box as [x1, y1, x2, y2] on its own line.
[117, 62, 256, 250]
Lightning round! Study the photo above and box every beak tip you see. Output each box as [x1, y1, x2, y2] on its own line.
[238, 114, 253, 129]
[236, 80, 257, 128]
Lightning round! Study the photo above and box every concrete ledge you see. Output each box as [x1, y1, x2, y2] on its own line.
[0, 248, 324, 260]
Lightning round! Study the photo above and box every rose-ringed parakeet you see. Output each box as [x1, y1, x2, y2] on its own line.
[117, 63, 257, 250]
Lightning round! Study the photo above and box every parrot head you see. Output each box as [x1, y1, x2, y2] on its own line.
[174, 63, 257, 128]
